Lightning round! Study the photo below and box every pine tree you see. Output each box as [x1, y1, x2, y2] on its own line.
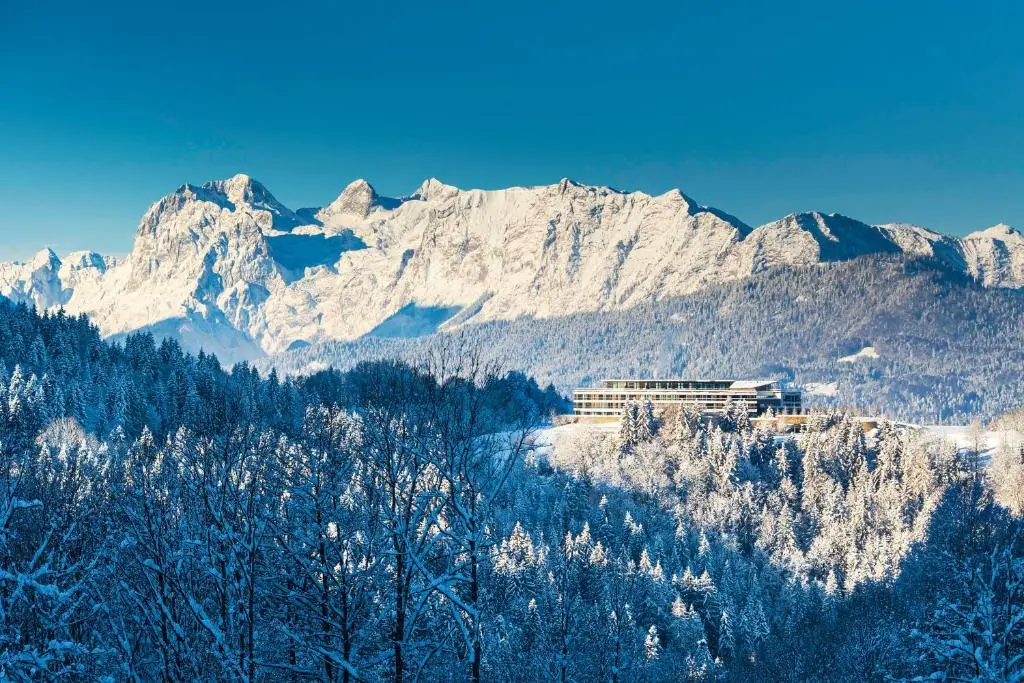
[644, 624, 661, 661]
[637, 400, 657, 443]
[619, 401, 640, 454]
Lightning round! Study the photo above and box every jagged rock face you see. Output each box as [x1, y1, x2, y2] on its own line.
[316, 179, 386, 225]
[875, 223, 968, 271]
[68, 175, 285, 343]
[2, 174, 1022, 362]
[744, 212, 901, 271]
[960, 224, 1024, 288]
[262, 179, 758, 351]
[0, 248, 110, 311]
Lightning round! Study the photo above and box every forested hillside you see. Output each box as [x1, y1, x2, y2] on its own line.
[267, 255, 1024, 423]
[0, 298, 1021, 680]
[0, 300, 563, 444]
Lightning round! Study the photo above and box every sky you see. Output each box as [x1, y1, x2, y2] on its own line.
[1, 0, 1022, 260]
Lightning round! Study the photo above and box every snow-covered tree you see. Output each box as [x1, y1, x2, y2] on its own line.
[915, 537, 1024, 682]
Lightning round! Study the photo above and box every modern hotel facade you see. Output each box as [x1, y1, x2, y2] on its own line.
[572, 379, 802, 418]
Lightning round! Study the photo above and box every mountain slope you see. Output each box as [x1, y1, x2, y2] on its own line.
[2, 173, 1022, 362]
[262, 256, 1024, 423]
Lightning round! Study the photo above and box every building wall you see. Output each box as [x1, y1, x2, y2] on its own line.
[572, 380, 802, 417]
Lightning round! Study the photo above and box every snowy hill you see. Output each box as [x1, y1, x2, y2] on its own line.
[3, 173, 1023, 363]
[263, 257, 1024, 423]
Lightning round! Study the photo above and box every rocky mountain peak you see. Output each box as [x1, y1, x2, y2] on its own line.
[136, 174, 303, 236]
[30, 247, 61, 271]
[3, 173, 1023, 365]
[319, 179, 380, 220]
[209, 173, 260, 205]
[968, 223, 1020, 240]
[413, 178, 459, 202]
[62, 250, 108, 272]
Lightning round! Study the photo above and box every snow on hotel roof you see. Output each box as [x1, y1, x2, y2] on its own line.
[729, 380, 779, 389]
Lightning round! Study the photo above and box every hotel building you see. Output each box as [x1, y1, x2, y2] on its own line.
[572, 379, 802, 418]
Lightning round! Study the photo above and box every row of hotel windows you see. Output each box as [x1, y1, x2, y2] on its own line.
[573, 393, 802, 416]
[603, 381, 748, 390]
[573, 392, 765, 403]
[576, 401, 757, 410]
[574, 404, 805, 416]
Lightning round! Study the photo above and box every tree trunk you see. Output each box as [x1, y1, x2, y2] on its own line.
[341, 570, 352, 683]
[321, 538, 334, 681]
[394, 548, 405, 683]
[470, 536, 481, 683]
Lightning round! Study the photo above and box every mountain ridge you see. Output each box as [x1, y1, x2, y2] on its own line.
[2, 173, 1022, 363]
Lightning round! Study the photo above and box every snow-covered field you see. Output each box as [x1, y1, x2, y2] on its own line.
[803, 381, 840, 396]
[838, 346, 880, 363]
[916, 424, 1022, 458]
[536, 421, 615, 444]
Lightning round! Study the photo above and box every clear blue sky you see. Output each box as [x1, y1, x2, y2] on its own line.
[1, 0, 1022, 260]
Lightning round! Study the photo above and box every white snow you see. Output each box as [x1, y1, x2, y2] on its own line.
[838, 346, 880, 363]
[916, 424, 1022, 458]
[803, 381, 839, 396]
[539, 420, 1022, 464]
[531, 421, 617, 461]
[960, 223, 1024, 288]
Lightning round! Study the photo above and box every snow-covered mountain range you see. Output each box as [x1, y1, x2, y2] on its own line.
[3, 173, 1023, 363]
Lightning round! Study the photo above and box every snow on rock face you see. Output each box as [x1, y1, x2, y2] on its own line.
[316, 179, 399, 227]
[203, 173, 306, 232]
[960, 224, 1024, 288]
[4, 174, 1024, 363]
[0, 249, 67, 310]
[259, 178, 757, 351]
[135, 174, 304, 240]
[0, 248, 111, 311]
[875, 223, 968, 272]
[56, 176, 290, 353]
[412, 177, 461, 202]
[743, 212, 903, 274]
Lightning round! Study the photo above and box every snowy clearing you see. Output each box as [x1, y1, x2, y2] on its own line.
[803, 381, 839, 396]
[916, 424, 1022, 458]
[838, 346, 880, 362]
